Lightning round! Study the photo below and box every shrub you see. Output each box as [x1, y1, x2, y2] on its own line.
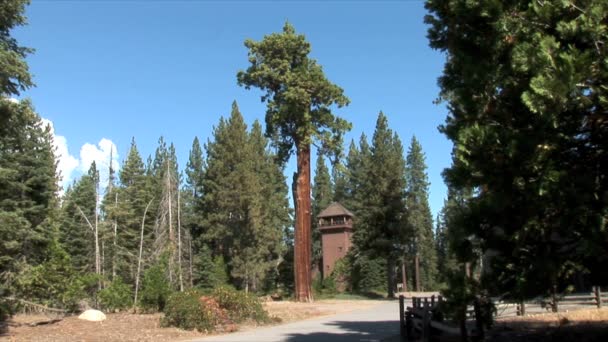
[161, 289, 218, 332]
[140, 260, 172, 312]
[211, 286, 269, 323]
[98, 277, 132, 311]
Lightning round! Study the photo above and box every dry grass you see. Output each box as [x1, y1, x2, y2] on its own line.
[0, 300, 385, 342]
[491, 308, 608, 342]
[0, 313, 204, 342]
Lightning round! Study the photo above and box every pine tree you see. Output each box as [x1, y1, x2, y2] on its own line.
[349, 113, 407, 297]
[311, 154, 332, 278]
[115, 139, 153, 283]
[0, 0, 33, 97]
[182, 137, 205, 288]
[426, 0, 608, 296]
[405, 136, 437, 290]
[60, 163, 100, 273]
[201, 103, 289, 292]
[238, 23, 350, 301]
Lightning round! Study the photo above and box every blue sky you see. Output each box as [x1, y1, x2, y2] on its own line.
[14, 0, 451, 219]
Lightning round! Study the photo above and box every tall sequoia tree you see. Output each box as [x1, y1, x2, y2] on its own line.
[237, 23, 350, 301]
[426, 0, 608, 300]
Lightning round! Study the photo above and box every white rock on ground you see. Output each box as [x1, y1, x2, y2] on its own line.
[78, 309, 107, 322]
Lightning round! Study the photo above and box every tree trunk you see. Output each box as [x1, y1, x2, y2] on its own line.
[188, 232, 193, 288]
[112, 193, 118, 281]
[293, 142, 313, 302]
[94, 185, 101, 289]
[387, 257, 395, 298]
[133, 199, 154, 309]
[402, 256, 408, 292]
[167, 161, 174, 284]
[415, 254, 420, 292]
[177, 188, 183, 292]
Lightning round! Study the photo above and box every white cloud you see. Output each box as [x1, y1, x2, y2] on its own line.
[79, 138, 119, 188]
[41, 118, 119, 196]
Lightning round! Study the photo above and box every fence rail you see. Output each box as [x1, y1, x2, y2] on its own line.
[399, 286, 607, 341]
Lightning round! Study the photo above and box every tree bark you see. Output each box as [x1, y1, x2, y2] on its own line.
[402, 256, 408, 292]
[387, 257, 395, 298]
[294, 142, 313, 302]
[415, 254, 420, 292]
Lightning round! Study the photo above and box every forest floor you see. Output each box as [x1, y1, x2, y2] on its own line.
[0, 299, 384, 342]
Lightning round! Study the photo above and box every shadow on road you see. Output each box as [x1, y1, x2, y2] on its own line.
[284, 320, 398, 342]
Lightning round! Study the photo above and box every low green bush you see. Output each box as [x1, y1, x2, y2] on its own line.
[211, 286, 269, 323]
[161, 289, 218, 332]
[139, 260, 172, 312]
[98, 277, 132, 311]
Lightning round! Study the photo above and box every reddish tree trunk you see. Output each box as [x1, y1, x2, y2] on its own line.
[294, 142, 313, 302]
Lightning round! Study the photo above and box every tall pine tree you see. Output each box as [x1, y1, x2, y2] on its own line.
[405, 136, 437, 290]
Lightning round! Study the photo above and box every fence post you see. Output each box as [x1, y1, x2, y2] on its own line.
[422, 308, 431, 342]
[399, 295, 405, 338]
[473, 299, 485, 341]
[517, 300, 525, 316]
[431, 295, 435, 307]
[595, 286, 602, 309]
[406, 311, 413, 339]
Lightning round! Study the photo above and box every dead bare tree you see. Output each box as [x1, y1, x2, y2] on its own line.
[133, 199, 154, 309]
[177, 186, 183, 291]
[76, 204, 100, 288]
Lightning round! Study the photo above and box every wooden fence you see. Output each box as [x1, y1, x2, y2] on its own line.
[399, 286, 608, 341]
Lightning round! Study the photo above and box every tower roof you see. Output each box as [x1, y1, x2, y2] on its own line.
[317, 202, 354, 218]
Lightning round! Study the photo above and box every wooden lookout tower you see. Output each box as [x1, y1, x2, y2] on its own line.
[317, 202, 354, 277]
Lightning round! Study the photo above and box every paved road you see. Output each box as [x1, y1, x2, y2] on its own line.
[190, 301, 400, 342]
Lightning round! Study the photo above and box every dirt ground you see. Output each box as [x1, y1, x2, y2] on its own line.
[490, 308, 608, 342]
[0, 299, 384, 342]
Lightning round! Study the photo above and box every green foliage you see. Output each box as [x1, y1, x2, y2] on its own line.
[352, 254, 386, 294]
[140, 259, 172, 312]
[115, 139, 153, 284]
[194, 246, 229, 289]
[98, 277, 132, 311]
[14, 241, 83, 311]
[405, 136, 438, 290]
[237, 22, 350, 162]
[161, 289, 217, 332]
[200, 103, 290, 292]
[347, 113, 407, 296]
[0, 0, 33, 96]
[59, 162, 99, 273]
[425, 0, 608, 297]
[211, 286, 270, 324]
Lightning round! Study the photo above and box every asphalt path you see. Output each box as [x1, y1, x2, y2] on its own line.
[190, 300, 400, 342]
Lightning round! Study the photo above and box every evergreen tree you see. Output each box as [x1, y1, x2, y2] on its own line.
[426, 0, 608, 298]
[59, 162, 100, 273]
[311, 154, 332, 277]
[201, 102, 289, 292]
[238, 23, 350, 301]
[349, 113, 407, 297]
[405, 136, 437, 290]
[0, 0, 33, 97]
[183, 137, 205, 287]
[1, 99, 58, 275]
[115, 139, 153, 283]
